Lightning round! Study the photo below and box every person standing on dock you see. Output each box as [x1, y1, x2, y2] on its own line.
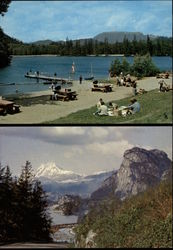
[79, 75, 83, 84]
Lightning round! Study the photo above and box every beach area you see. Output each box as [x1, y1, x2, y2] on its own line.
[0, 76, 172, 124]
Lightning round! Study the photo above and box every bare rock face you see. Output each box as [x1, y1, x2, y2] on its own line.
[91, 147, 172, 201]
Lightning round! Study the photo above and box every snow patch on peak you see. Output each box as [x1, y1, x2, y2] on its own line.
[35, 162, 74, 177]
[35, 162, 81, 182]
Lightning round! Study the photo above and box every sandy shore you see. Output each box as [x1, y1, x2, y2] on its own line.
[0, 77, 172, 124]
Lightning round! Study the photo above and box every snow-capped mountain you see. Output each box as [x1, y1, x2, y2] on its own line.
[35, 162, 82, 182]
[34, 162, 114, 200]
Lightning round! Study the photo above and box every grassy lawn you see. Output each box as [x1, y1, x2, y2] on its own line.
[46, 89, 172, 124]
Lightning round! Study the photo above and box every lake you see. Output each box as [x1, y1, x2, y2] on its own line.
[0, 55, 172, 96]
[49, 207, 78, 225]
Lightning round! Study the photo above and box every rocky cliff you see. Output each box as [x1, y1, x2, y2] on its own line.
[91, 147, 172, 201]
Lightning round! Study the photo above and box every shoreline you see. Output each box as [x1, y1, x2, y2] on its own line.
[0, 76, 172, 124]
[12, 54, 125, 57]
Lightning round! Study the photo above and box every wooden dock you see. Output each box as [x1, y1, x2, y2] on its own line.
[25, 73, 72, 83]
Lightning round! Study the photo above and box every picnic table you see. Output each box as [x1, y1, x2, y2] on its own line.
[51, 89, 78, 101]
[156, 73, 169, 79]
[92, 84, 112, 93]
[0, 100, 20, 115]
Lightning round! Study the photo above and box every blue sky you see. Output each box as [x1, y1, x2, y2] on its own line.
[0, 1, 172, 42]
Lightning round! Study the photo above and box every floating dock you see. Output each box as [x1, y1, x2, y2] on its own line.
[25, 73, 72, 83]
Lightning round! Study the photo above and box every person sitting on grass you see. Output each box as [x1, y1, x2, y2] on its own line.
[98, 101, 108, 116]
[93, 98, 103, 115]
[158, 79, 165, 92]
[108, 102, 114, 111]
[108, 102, 119, 116]
[127, 98, 140, 114]
[158, 79, 170, 92]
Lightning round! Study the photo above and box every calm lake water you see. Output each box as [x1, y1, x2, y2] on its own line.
[49, 207, 78, 225]
[0, 56, 172, 96]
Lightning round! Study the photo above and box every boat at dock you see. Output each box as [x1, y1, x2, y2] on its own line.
[84, 76, 94, 80]
[84, 63, 94, 80]
[25, 72, 73, 84]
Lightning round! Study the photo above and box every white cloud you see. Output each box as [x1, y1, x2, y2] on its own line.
[43, 127, 85, 137]
[86, 140, 134, 157]
[89, 127, 109, 139]
[0, 0, 172, 42]
[64, 147, 84, 159]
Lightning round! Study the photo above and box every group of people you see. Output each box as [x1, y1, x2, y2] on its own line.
[158, 79, 171, 92]
[93, 98, 140, 117]
[116, 73, 136, 87]
[115, 72, 139, 96]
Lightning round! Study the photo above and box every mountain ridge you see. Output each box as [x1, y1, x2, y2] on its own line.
[34, 162, 114, 200]
[5, 31, 171, 45]
[91, 147, 172, 201]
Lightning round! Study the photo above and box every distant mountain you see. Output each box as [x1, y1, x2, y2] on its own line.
[91, 147, 172, 201]
[7, 30, 170, 47]
[30, 40, 54, 45]
[93, 31, 157, 43]
[35, 163, 114, 200]
[35, 162, 81, 182]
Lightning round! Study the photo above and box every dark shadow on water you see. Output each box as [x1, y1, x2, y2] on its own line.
[6, 95, 58, 107]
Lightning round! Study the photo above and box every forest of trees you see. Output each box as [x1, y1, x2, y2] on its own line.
[0, 161, 52, 243]
[0, 0, 12, 68]
[8, 36, 172, 57]
[109, 54, 160, 78]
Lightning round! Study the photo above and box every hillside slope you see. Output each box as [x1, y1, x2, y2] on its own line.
[75, 179, 172, 248]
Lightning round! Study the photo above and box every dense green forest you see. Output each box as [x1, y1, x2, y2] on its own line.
[0, 0, 12, 68]
[8, 36, 172, 57]
[0, 162, 51, 243]
[75, 179, 172, 248]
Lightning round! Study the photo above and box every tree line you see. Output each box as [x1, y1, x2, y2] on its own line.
[0, 0, 12, 68]
[109, 54, 160, 78]
[9, 36, 172, 57]
[0, 161, 52, 243]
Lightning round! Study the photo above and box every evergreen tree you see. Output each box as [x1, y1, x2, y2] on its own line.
[0, 28, 12, 67]
[0, 0, 11, 16]
[2, 166, 15, 241]
[0, 163, 5, 241]
[0, 165, 15, 241]
[30, 180, 51, 241]
[17, 161, 35, 241]
[0, 1, 12, 67]
[147, 35, 153, 56]
[0, 162, 52, 243]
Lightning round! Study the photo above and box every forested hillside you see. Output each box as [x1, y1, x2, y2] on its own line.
[75, 179, 172, 248]
[9, 35, 172, 56]
[0, 0, 12, 68]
